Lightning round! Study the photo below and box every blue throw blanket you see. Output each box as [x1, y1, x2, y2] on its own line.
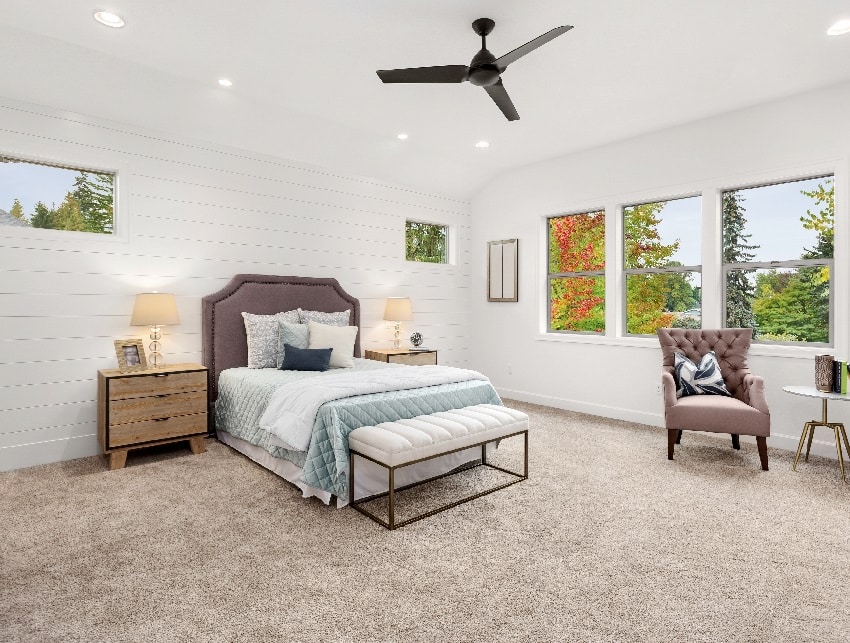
[215, 360, 502, 498]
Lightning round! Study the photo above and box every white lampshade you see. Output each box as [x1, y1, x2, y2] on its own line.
[383, 297, 413, 322]
[130, 293, 180, 326]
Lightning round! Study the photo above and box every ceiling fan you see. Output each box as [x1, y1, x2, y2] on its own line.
[376, 18, 573, 121]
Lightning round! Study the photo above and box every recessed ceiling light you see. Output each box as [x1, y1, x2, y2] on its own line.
[93, 11, 125, 28]
[475, 140, 490, 148]
[827, 19, 850, 36]
[397, 133, 408, 140]
[218, 78, 233, 87]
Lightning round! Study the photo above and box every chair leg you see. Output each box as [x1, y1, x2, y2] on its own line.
[668, 429, 678, 460]
[676, 429, 682, 444]
[731, 434, 740, 450]
[756, 436, 769, 471]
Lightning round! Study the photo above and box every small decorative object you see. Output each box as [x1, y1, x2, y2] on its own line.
[410, 332, 423, 347]
[384, 297, 413, 349]
[487, 239, 518, 302]
[815, 354, 834, 392]
[114, 338, 148, 372]
[130, 292, 180, 367]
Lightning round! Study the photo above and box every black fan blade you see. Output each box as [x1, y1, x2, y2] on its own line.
[376, 65, 469, 83]
[494, 25, 573, 71]
[484, 79, 519, 121]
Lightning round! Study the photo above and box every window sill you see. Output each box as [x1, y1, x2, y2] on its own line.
[537, 332, 828, 359]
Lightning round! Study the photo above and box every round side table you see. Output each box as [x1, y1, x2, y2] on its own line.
[783, 385, 850, 481]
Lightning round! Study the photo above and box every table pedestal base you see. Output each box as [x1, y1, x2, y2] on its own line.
[793, 399, 850, 481]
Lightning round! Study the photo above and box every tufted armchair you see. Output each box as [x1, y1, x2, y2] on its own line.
[656, 328, 770, 470]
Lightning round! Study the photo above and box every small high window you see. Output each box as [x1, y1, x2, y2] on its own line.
[405, 220, 447, 263]
[0, 156, 115, 234]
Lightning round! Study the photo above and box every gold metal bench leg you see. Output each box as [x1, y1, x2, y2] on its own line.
[524, 430, 529, 477]
[349, 451, 355, 505]
[388, 467, 396, 530]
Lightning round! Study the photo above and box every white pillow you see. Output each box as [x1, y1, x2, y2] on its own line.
[307, 321, 358, 368]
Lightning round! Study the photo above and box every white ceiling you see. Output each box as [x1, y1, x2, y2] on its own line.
[2, 1, 850, 199]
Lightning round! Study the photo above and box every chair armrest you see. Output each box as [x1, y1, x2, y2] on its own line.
[661, 371, 677, 408]
[742, 373, 769, 415]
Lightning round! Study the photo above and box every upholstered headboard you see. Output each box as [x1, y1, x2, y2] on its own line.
[201, 274, 361, 410]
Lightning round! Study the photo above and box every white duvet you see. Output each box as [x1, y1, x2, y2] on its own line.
[258, 364, 489, 452]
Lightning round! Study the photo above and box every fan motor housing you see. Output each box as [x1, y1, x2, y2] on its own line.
[468, 49, 500, 86]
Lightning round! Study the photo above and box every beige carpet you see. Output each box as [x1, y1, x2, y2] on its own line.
[2, 401, 848, 642]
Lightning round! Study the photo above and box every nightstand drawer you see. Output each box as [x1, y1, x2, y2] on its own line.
[109, 389, 208, 426]
[109, 370, 206, 399]
[108, 413, 207, 448]
[389, 352, 437, 366]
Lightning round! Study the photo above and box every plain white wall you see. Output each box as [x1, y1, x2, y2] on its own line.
[470, 80, 850, 459]
[0, 97, 471, 471]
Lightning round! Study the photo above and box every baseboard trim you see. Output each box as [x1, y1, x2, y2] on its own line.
[0, 434, 99, 472]
[495, 387, 664, 427]
[495, 387, 844, 461]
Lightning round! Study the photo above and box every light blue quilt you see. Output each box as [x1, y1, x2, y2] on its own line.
[215, 359, 502, 498]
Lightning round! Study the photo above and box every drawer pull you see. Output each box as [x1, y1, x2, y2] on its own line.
[153, 418, 168, 422]
[155, 374, 169, 377]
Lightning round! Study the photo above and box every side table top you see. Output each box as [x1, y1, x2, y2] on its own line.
[783, 385, 850, 401]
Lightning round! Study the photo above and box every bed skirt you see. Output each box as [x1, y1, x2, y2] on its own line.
[217, 429, 482, 508]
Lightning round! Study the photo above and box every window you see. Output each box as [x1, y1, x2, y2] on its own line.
[547, 210, 605, 333]
[623, 196, 701, 335]
[0, 155, 115, 234]
[405, 220, 447, 263]
[722, 176, 833, 344]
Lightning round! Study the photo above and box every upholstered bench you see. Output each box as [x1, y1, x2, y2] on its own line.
[348, 403, 529, 529]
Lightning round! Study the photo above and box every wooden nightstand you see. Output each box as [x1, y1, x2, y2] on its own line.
[364, 349, 438, 366]
[97, 363, 208, 470]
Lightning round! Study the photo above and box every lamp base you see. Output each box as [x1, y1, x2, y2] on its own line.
[148, 325, 165, 368]
[393, 322, 401, 349]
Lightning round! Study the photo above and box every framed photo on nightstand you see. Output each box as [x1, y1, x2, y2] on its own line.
[114, 338, 148, 372]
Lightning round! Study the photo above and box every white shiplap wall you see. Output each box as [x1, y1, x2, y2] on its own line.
[0, 98, 472, 471]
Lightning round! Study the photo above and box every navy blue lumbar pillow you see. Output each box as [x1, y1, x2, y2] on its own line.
[674, 350, 730, 398]
[279, 344, 333, 372]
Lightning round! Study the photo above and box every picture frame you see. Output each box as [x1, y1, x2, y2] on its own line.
[114, 338, 148, 372]
[487, 238, 519, 302]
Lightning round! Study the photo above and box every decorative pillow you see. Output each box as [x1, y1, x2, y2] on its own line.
[674, 351, 731, 398]
[307, 321, 358, 368]
[279, 344, 332, 372]
[298, 308, 350, 327]
[242, 310, 299, 368]
[278, 320, 310, 366]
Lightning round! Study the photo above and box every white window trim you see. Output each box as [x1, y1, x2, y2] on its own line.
[404, 218, 455, 266]
[536, 158, 847, 357]
[543, 208, 607, 335]
[0, 148, 129, 244]
[621, 195, 703, 337]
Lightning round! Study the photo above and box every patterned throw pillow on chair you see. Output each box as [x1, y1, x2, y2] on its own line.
[674, 351, 731, 398]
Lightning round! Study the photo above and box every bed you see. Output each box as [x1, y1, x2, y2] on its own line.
[202, 274, 503, 506]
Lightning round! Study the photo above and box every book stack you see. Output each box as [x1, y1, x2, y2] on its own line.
[833, 359, 848, 394]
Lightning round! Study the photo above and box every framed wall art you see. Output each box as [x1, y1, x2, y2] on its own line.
[114, 338, 148, 372]
[487, 238, 518, 302]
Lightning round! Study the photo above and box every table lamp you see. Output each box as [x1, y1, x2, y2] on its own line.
[130, 292, 180, 367]
[384, 297, 412, 349]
